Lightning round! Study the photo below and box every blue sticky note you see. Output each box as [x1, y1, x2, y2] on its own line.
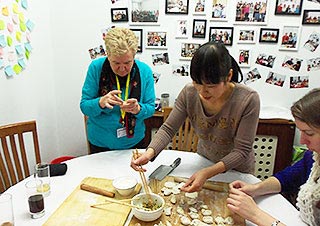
[21, 0, 28, 9]
[26, 19, 34, 32]
[15, 45, 23, 55]
[0, 35, 6, 47]
[5, 65, 15, 76]
[18, 58, 26, 68]
[24, 42, 32, 51]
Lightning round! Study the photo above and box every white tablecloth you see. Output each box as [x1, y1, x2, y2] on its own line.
[5, 149, 306, 226]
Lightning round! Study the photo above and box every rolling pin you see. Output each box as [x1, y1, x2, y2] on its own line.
[174, 177, 228, 192]
[80, 183, 115, 198]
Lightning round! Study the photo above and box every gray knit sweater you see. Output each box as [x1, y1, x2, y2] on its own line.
[149, 82, 260, 173]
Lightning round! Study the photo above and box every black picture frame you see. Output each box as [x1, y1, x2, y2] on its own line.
[111, 8, 129, 22]
[259, 28, 280, 43]
[275, 0, 303, 15]
[130, 29, 143, 53]
[209, 27, 234, 46]
[165, 0, 189, 14]
[302, 10, 320, 25]
[192, 19, 207, 38]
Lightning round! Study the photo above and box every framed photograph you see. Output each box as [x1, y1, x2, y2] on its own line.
[211, 0, 228, 21]
[234, 0, 268, 25]
[165, 0, 189, 14]
[130, 0, 159, 25]
[193, 0, 205, 15]
[146, 31, 167, 49]
[275, 0, 303, 15]
[192, 19, 207, 38]
[175, 20, 188, 39]
[238, 49, 251, 67]
[279, 25, 301, 51]
[111, 8, 129, 22]
[209, 27, 234, 46]
[259, 28, 279, 43]
[131, 29, 143, 53]
[302, 10, 320, 25]
[180, 42, 201, 60]
[237, 28, 256, 44]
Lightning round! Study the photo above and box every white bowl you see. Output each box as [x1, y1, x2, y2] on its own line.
[131, 193, 165, 222]
[112, 176, 137, 197]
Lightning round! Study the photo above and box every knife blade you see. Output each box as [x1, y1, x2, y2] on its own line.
[149, 157, 181, 181]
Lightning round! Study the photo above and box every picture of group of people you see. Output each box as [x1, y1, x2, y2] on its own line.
[259, 29, 279, 42]
[304, 31, 320, 52]
[244, 68, 261, 84]
[88, 45, 106, 59]
[282, 56, 303, 71]
[275, 0, 302, 15]
[302, 9, 320, 24]
[265, 71, 285, 87]
[152, 52, 169, 66]
[166, 0, 188, 14]
[235, 0, 267, 23]
[194, 0, 205, 13]
[238, 29, 255, 43]
[212, 1, 227, 19]
[111, 8, 128, 22]
[307, 57, 320, 71]
[147, 32, 167, 48]
[172, 64, 189, 76]
[290, 76, 309, 88]
[209, 28, 233, 45]
[238, 50, 250, 67]
[180, 43, 201, 59]
[280, 27, 299, 49]
[255, 53, 276, 68]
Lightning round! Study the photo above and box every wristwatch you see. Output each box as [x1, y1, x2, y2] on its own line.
[271, 220, 280, 226]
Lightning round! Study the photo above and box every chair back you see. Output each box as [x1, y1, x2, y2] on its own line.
[0, 120, 41, 193]
[162, 107, 198, 152]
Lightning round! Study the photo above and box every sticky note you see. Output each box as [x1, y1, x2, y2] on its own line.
[12, 15, 18, 24]
[26, 33, 30, 42]
[8, 51, 15, 61]
[24, 42, 32, 52]
[25, 49, 30, 59]
[7, 36, 13, 46]
[13, 64, 22, 74]
[19, 13, 24, 23]
[13, 3, 19, 14]
[26, 19, 34, 32]
[7, 23, 13, 32]
[0, 35, 7, 47]
[0, 59, 4, 68]
[20, 22, 26, 32]
[5, 66, 15, 76]
[16, 31, 22, 42]
[21, 0, 28, 9]
[0, 20, 4, 30]
[18, 58, 26, 68]
[2, 7, 9, 16]
[15, 45, 23, 55]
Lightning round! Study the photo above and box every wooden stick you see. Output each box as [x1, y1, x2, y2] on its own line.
[91, 197, 143, 210]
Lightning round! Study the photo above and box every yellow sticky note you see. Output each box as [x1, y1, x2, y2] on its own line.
[20, 22, 26, 32]
[0, 20, 4, 30]
[19, 13, 25, 23]
[7, 36, 13, 46]
[13, 3, 19, 14]
[16, 31, 22, 42]
[13, 64, 22, 74]
[2, 7, 9, 16]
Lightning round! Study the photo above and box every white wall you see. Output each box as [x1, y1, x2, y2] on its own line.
[1, 0, 319, 163]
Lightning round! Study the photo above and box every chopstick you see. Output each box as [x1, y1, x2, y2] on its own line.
[133, 149, 153, 204]
[91, 197, 143, 210]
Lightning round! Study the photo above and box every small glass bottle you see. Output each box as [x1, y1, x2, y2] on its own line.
[160, 93, 170, 109]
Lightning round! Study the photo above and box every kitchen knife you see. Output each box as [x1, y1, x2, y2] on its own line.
[149, 157, 181, 181]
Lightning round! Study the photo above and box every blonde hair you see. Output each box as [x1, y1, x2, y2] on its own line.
[104, 27, 138, 56]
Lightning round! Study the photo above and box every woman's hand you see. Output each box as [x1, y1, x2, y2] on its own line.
[121, 98, 140, 114]
[99, 90, 123, 109]
[130, 148, 155, 172]
[180, 168, 209, 192]
[229, 180, 259, 197]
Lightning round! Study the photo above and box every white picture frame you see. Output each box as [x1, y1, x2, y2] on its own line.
[192, 0, 206, 15]
[175, 20, 189, 39]
[211, 0, 228, 21]
[237, 28, 256, 44]
[180, 42, 201, 60]
[238, 49, 251, 68]
[234, 0, 268, 25]
[279, 25, 301, 51]
[146, 31, 168, 49]
[129, 0, 160, 26]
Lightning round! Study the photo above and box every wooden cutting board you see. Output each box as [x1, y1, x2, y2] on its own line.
[43, 177, 141, 226]
[129, 176, 245, 226]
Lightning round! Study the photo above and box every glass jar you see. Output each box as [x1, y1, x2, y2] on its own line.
[160, 93, 170, 108]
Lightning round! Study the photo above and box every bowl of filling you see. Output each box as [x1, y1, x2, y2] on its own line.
[112, 176, 137, 197]
[131, 193, 165, 222]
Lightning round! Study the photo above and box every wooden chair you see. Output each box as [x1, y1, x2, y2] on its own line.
[84, 115, 91, 154]
[0, 120, 41, 193]
[162, 107, 198, 152]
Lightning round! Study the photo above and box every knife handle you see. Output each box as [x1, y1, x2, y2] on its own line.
[80, 184, 115, 198]
[170, 157, 181, 169]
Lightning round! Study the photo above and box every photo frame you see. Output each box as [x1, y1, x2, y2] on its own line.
[209, 27, 234, 46]
[237, 28, 256, 44]
[259, 28, 279, 43]
[192, 19, 207, 38]
[302, 10, 320, 25]
[193, 0, 205, 15]
[131, 29, 143, 53]
[275, 0, 303, 15]
[130, 0, 159, 25]
[238, 49, 251, 67]
[175, 20, 188, 39]
[211, 0, 228, 21]
[165, 0, 189, 14]
[234, 0, 268, 25]
[146, 31, 167, 49]
[180, 42, 201, 60]
[279, 25, 301, 51]
[111, 8, 129, 22]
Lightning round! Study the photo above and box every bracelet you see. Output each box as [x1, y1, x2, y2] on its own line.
[271, 220, 280, 226]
